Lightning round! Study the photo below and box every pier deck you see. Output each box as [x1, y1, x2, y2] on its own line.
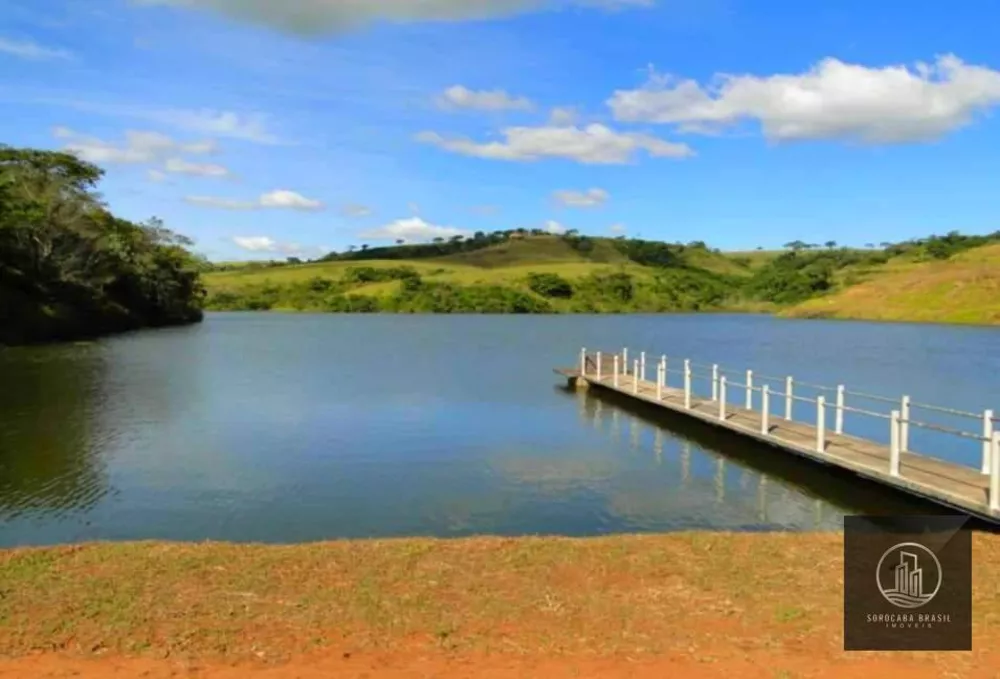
[557, 350, 1000, 524]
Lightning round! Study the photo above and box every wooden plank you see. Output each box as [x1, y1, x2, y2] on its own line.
[558, 361, 999, 524]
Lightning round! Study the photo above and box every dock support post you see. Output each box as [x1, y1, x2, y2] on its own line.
[745, 370, 754, 409]
[622, 348, 628, 371]
[659, 356, 666, 389]
[991, 432, 1000, 512]
[613, 355, 619, 388]
[718, 377, 727, 421]
[596, 352, 602, 381]
[890, 410, 901, 477]
[580, 348, 587, 376]
[712, 364, 719, 401]
[816, 396, 826, 452]
[785, 377, 793, 421]
[640, 352, 646, 382]
[684, 359, 692, 409]
[761, 385, 770, 435]
[982, 410, 994, 474]
[656, 363, 663, 400]
[900, 395, 911, 453]
[835, 385, 845, 435]
[633, 360, 639, 394]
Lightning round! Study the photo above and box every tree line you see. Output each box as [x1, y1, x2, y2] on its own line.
[0, 145, 205, 345]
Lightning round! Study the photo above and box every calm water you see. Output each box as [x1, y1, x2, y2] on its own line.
[1, 313, 998, 547]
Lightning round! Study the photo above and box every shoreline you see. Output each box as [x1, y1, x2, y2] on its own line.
[3, 532, 1000, 676]
[201, 307, 1000, 328]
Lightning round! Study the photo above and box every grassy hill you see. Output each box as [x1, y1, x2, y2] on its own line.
[202, 231, 1000, 323]
[785, 243, 1000, 325]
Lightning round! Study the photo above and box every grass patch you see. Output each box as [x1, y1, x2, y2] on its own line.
[785, 243, 1000, 324]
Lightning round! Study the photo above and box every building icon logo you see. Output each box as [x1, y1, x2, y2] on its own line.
[876, 542, 942, 609]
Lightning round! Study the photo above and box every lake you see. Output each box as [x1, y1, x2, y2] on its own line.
[1, 312, 998, 547]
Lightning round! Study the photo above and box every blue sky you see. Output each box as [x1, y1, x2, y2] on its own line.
[3, 0, 1000, 260]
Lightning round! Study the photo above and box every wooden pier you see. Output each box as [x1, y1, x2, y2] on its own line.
[556, 349, 1000, 524]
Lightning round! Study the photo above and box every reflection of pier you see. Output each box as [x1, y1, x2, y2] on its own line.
[584, 391, 840, 530]
[558, 349, 1000, 525]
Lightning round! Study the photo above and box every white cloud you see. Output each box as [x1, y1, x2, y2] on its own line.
[610, 223, 626, 234]
[548, 106, 578, 126]
[261, 189, 323, 210]
[0, 37, 72, 61]
[147, 169, 168, 182]
[608, 54, 1000, 143]
[164, 157, 231, 177]
[416, 124, 692, 164]
[187, 190, 324, 211]
[144, 109, 278, 144]
[407, 202, 421, 215]
[232, 236, 303, 255]
[54, 127, 218, 165]
[133, 0, 654, 34]
[553, 187, 609, 208]
[544, 219, 567, 234]
[340, 203, 373, 218]
[359, 217, 471, 242]
[438, 85, 534, 112]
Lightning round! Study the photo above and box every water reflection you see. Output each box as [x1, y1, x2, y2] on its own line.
[0, 346, 109, 521]
[577, 387, 940, 531]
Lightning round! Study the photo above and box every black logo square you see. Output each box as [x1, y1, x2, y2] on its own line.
[844, 515, 971, 651]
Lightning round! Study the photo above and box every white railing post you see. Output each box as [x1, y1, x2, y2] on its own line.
[745, 370, 753, 409]
[991, 432, 1000, 512]
[835, 385, 845, 435]
[719, 377, 727, 421]
[613, 355, 619, 388]
[580, 348, 587, 376]
[982, 410, 994, 475]
[656, 363, 663, 400]
[640, 352, 646, 382]
[633, 360, 639, 394]
[785, 377, 793, 420]
[595, 351, 602, 381]
[711, 364, 719, 401]
[761, 385, 770, 435]
[684, 359, 692, 409]
[890, 410, 901, 477]
[622, 347, 628, 370]
[816, 396, 826, 452]
[900, 395, 910, 453]
[659, 356, 666, 389]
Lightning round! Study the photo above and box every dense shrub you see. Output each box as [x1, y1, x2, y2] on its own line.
[527, 272, 574, 298]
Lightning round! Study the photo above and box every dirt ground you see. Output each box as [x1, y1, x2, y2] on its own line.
[3, 644, 997, 678]
[2, 533, 999, 678]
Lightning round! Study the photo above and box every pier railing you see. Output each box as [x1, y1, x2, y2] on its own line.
[579, 347, 1000, 512]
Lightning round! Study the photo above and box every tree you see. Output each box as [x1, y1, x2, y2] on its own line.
[450, 234, 464, 243]
[432, 237, 444, 244]
[824, 240, 837, 249]
[360, 244, 369, 251]
[0, 144, 204, 345]
[783, 240, 808, 251]
[286, 257, 302, 264]
[348, 245, 356, 252]
[395, 239, 405, 245]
